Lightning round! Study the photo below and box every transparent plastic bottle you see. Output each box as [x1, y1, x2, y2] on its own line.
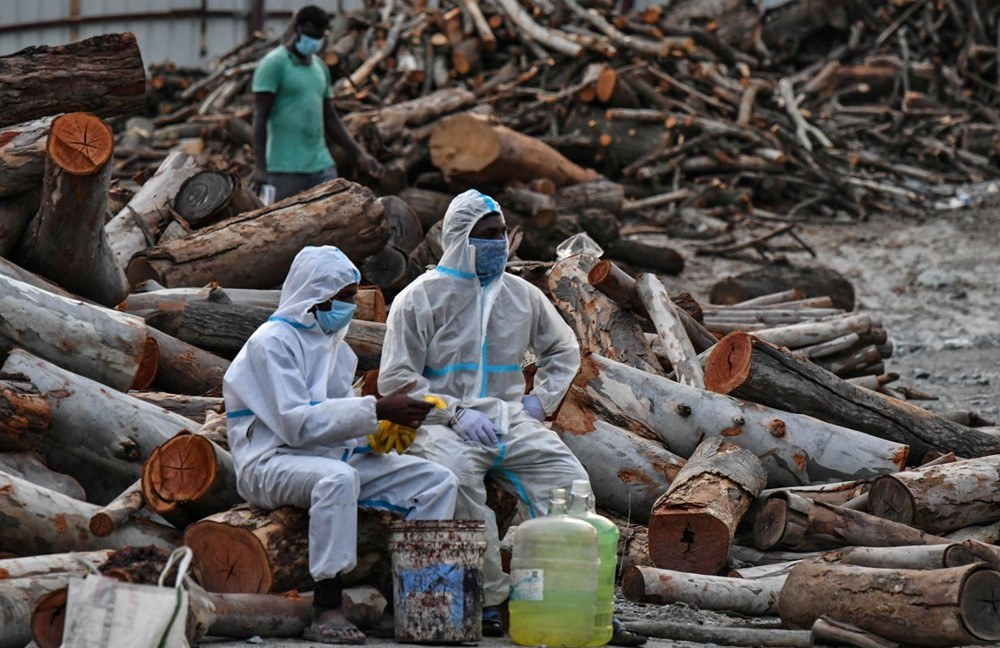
[569, 479, 618, 646]
[509, 488, 600, 647]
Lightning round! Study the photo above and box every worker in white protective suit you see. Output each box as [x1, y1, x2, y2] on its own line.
[224, 246, 458, 645]
[379, 190, 638, 640]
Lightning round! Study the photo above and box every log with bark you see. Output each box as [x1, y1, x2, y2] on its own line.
[705, 331, 1000, 461]
[648, 437, 765, 573]
[621, 565, 783, 615]
[148, 299, 272, 357]
[0, 451, 84, 501]
[868, 456, 1000, 534]
[0, 275, 157, 392]
[127, 178, 388, 289]
[2, 349, 198, 503]
[430, 112, 600, 186]
[88, 479, 144, 537]
[105, 150, 201, 268]
[619, 620, 811, 647]
[811, 617, 899, 648]
[14, 112, 128, 306]
[398, 187, 453, 230]
[0, 115, 53, 198]
[572, 353, 907, 486]
[146, 327, 230, 396]
[0, 575, 70, 648]
[174, 169, 263, 229]
[129, 392, 224, 423]
[635, 273, 704, 387]
[779, 560, 1000, 645]
[759, 479, 869, 507]
[0, 33, 145, 128]
[0, 376, 50, 452]
[710, 264, 855, 311]
[0, 551, 113, 580]
[119, 285, 281, 318]
[827, 544, 979, 570]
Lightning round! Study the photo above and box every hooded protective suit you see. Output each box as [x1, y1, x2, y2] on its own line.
[225, 246, 457, 582]
[379, 190, 589, 606]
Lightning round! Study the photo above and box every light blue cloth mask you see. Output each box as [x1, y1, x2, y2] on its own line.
[315, 300, 356, 335]
[469, 237, 508, 285]
[295, 34, 323, 56]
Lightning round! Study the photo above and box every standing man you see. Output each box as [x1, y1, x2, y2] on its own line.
[224, 246, 457, 644]
[377, 190, 591, 637]
[252, 5, 383, 201]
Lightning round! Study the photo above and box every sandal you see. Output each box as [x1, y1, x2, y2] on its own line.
[482, 607, 506, 637]
[610, 618, 647, 647]
[303, 611, 367, 645]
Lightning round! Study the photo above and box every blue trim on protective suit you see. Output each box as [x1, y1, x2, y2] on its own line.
[424, 363, 480, 377]
[436, 265, 476, 280]
[359, 498, 412, 516]
[479, 193, 499, 213]
[226, 409, 254, 418]
[268, 316, 316, 330]
[490, 443, 537, 519]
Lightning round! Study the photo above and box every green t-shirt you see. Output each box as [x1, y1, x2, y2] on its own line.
[252, 46, 335, 174]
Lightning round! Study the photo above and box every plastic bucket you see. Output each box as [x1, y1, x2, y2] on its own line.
[389, 520, 486, 643]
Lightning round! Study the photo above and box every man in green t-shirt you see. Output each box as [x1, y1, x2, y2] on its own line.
[252, 5, 383, 201]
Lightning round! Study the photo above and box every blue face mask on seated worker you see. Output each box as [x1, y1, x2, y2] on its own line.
[315, 300, 356, 335]
[470, 237, 508, 285]
[295, 34, 323, 56]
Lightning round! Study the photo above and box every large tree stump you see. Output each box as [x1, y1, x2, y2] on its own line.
[105, 150, 201, 268]
[0, 470, 177, 556]
[0, 33, 145, 128]
[0, 376, 50, 452]
[553, 389, 685, 523]
[0, 276, 157, 392]
[573, 353, 907, 486]
[547, 254, 663, 375]
[174, 169, 263, 229]
[705, 332, 1000, 461]
[3, 349, 198, 503]
[868, 456, 1000, 534]
[779, 561, 1000, 645]
[648, 437, 765, 573]
[430, 112, 600, 186]
[621, 566, 783, 615]
[15, 112, 127, 306]
[0, 115, 53, 198]
[127, 178, 388, 289]
[753, 492, 950, 552]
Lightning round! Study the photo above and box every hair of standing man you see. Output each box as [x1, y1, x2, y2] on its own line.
[296, 5, 332, 28]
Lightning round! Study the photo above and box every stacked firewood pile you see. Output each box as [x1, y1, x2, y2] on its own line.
[1, 0, 1000, 645]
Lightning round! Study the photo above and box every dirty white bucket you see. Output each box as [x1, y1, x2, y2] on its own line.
[389, 520, 486, 643]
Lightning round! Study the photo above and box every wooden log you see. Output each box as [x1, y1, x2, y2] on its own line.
[705, 332, 1000, 461]
[0, 189, 41, 256]
[105, 151, 200, 267]
[379, 195, 424, 254]
[547, 254, 663, 375]
[0, 551, 112, 580]
[621, 566, 783, 615]
[947, 520, 1000, 544]
[0, 451, 84, 500]
[88, 479, 144, 538]
[0, 33, 145, 128]
[0, 575, 70, 648]
[499, 188, 558, 229]
[753, 492, 950, 552]
[0, 376, 50, 452]
[555, 179, 625, 213]
[2, 349, 198, 502]
[0, 470, 177, 556]
[183, 505, 311, 594]
[752, 314, 874, 348]
[649, 437, 765, 573]
[730, 545, 826, 565]
[620, 620, 810, 647]
[587, 259, 648, 317]
[829, 544, 978, 570]
[14, 112, 127, 306]
[553, 388, 685, 523]
[778, 561, 1000, 645]
[192, 589, 313, 641]
[142, 431, 239, 526]
[606, 239, 684, 275]
[868, 456, 1000, 534]
[760, 480, 868, 507]
[119, 285, 280, 319]
[811, 617, 899, 648]
[345, 320, 386, 372]
[573, 353, 907, 486]
[171, 300, 272, 357]
[398, 187, 452, 231]
[146, 327, 229, 397]
[343, 88, 477, 143]
[0, 275, 157, 392]
[729, 560, 801, 579]
[492, 0, 583, 56]
[0, 115, 53, 198]
[129, 392, 224, 423]
[127, 178, 388, 289]
[174, 169, 263, 229]
[430, 112, 599, 187]
[710, 265, 855, 311]
[635, 273, 704, 388]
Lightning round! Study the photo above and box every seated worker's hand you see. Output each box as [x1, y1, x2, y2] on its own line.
[370, 394, 447, 455]
[451, 408, 498, 447]
[375, 381, 435, 429]
[521, 394, 545, 422]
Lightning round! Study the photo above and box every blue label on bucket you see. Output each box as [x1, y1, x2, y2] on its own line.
[398, 563, 465, 627]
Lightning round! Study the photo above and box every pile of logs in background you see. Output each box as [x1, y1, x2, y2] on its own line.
[1, 0, 1000, 646]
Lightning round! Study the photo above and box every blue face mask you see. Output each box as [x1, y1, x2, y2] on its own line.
[295, 34, 323, 56]
[469, 237, 508, 285]
[315, 300, 356, 335]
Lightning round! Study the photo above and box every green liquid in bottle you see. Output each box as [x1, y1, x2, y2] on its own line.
[569, 480, 618, 646]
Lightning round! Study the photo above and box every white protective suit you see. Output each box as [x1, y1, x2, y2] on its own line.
[224, 246, 457, 582]
[378, 190, 589, 606]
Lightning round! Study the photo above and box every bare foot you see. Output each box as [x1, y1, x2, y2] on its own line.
[303, 608, 366, 645]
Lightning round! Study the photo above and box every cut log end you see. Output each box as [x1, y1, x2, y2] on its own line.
[647, 512, 731, 573]
[185, 521, 272, 593]
[30, 587, 68, 648]
[429, 113, 500, 174]
[88, 512, 114, 537]
[596, 66, 618, 104]
[752, 497, 789, 551]
[587, 259, 612, 286]
[620, 565, 646, 601]
[131, 334, 159, 390]
[149, 434, 218, 504]
[126, 257, 162, 289]
[704, 331, 753, 394]
[961, 568, 1000, 641]
[47, 113, 114, 174]
[867, 476, 915, 526]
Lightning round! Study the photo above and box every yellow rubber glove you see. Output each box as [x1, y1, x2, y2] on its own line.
[369, 395, 447, 455]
